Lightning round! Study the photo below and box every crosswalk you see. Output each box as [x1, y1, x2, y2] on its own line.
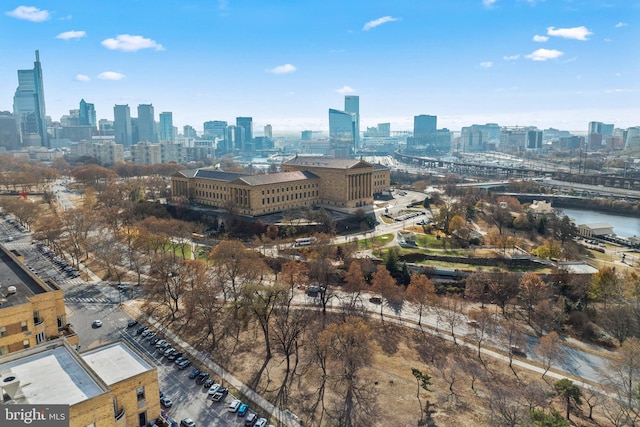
[65, 296, 114, 304]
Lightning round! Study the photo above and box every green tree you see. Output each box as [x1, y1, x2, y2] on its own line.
[554, 379, 582, 421]
[411, 368, 432, 424]
[529, 408, 570, 427]
[383, 247, 400, 278]
[589, 266, 620, 309]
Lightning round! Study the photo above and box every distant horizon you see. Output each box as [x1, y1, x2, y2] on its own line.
[2, 1, 637, 134]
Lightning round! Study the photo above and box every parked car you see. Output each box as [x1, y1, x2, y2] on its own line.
[237, 403, 249, 417]
[127, 319, 138, 328]
[155, 339, 167, 348]
[163, 347, 175, 357]
[180, 419, 196, 427]
[195, 372, 210, 384]
[145, 332, 157, 340]
[177, 359, 191, 369]
[255, 418, 268, 427]
[92, 320, 103, 328]
[150, 336, 160, 345]
[136, 326, 148, 335]
[207, 384, 221, 395]
[211, 387, 228, 402]
[174, 357, 187, 365]
[244, 412, 258, 426]
[168, 351, 183, 361]
[188, 369, 201, 379]
[141, 329, 152, 338]
[203, 378, 215, 388]
[160, 397, 173, 408]
[166, 419, 179, 427]
[228, 399, 242, 413]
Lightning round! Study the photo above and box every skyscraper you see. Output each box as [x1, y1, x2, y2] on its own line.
[13, 50, 48, 147]
[79, 99, 96, 128]
[137, 104, 157, 143]
[264, 124, 272, 139]
[344, 95, 360, 147]
[236, 117, 253, 151]
[329, 108, 356, 158]
[159, 112, 174, 142]
[203, 121, 227, 140]
[413, 115, 437, 150]
[113, 104, 132, 147]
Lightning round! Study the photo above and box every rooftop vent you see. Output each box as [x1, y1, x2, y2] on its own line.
[0, 373, 21, 400]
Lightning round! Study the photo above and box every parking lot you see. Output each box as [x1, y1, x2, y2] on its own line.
[121, 325, 273, 427]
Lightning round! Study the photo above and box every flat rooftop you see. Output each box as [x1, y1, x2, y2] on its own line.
[82, 342, 153, 385]
[0, 343, 106, 405]
[0, 245, 53, 308]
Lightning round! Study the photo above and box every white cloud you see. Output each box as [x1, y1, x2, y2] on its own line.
[533, 35, 549, 42]
[56, 30, 86, 40]
[335, 86, 355, 94]
[5, 6, 50, 22]
[615, 22, 627, 28]
[74, 74, 90, 82]
[547, 26, 592, 41]
[266, 64, 297, 74]
[101, 34, 164, 52]
[605, 88, 632, 94]
[97, 71, 126, 80]
[525, 48, 564, 61]
[363, 16, 400, 31]
[482, 0, 497, 7]
[503, 54, 520, 61]
[480, 61, 493, 68]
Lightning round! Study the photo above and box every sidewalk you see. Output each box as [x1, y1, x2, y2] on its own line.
[124, 301, 302, 427]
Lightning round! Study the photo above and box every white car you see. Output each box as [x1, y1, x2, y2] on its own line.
[228, 399, 242, 412]
[92, 320, 103, 328]
[207, 383, 221, 395]
[155, 339, 167, 348]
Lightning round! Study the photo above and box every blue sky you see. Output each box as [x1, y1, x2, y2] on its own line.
[1, 0, 638, 134]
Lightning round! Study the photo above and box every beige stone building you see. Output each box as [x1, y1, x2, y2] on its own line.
[0, 339, 161, 427]
[0, 245, 77, 356]
[171, 157, 391, 216]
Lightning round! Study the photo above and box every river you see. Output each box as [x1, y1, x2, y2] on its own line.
[558, 208, 640, 238]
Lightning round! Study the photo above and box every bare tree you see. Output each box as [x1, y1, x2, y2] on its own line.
[537, 331, 562, 379]
[601, 337, 640, 426]
[406, 273, 436, 328]
[319, 318, 379, 427]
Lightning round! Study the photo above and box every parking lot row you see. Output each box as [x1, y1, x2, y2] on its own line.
[123, 322, 274, 427]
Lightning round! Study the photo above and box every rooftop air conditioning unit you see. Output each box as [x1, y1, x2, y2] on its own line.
[0, 373, 21, 400]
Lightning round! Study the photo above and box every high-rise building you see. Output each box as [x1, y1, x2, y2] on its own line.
[183, 125, 197, 138]
[344, 96, 360, 147]
[413, 115, 437, 150]
[329, 108, 356, 158]
[113, 104, 132, 147]
[159, 112, 174, 142]
[264, 124, 272, 139]
[13, 50, 48, 147]
[79, 99, 96, 128]
[0, 111, 21, 150]
[137, 104, 157, 143]
[301, 130, 313, 140]
[527, 130, 543, 150]
[203, 121, 227, 140]
[236, 117, 253, 151]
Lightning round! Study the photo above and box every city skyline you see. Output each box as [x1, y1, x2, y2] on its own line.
[1, 1, 637, 133]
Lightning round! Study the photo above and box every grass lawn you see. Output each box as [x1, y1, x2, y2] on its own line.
[356, 233, 394, 250]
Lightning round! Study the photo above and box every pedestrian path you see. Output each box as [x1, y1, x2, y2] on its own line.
[124, 302, 302, 427]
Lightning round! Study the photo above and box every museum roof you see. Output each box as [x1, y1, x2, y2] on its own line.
[176, 168, 249, 181]
[234, 170, 318, 186]
[282, 156, 372, 169]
